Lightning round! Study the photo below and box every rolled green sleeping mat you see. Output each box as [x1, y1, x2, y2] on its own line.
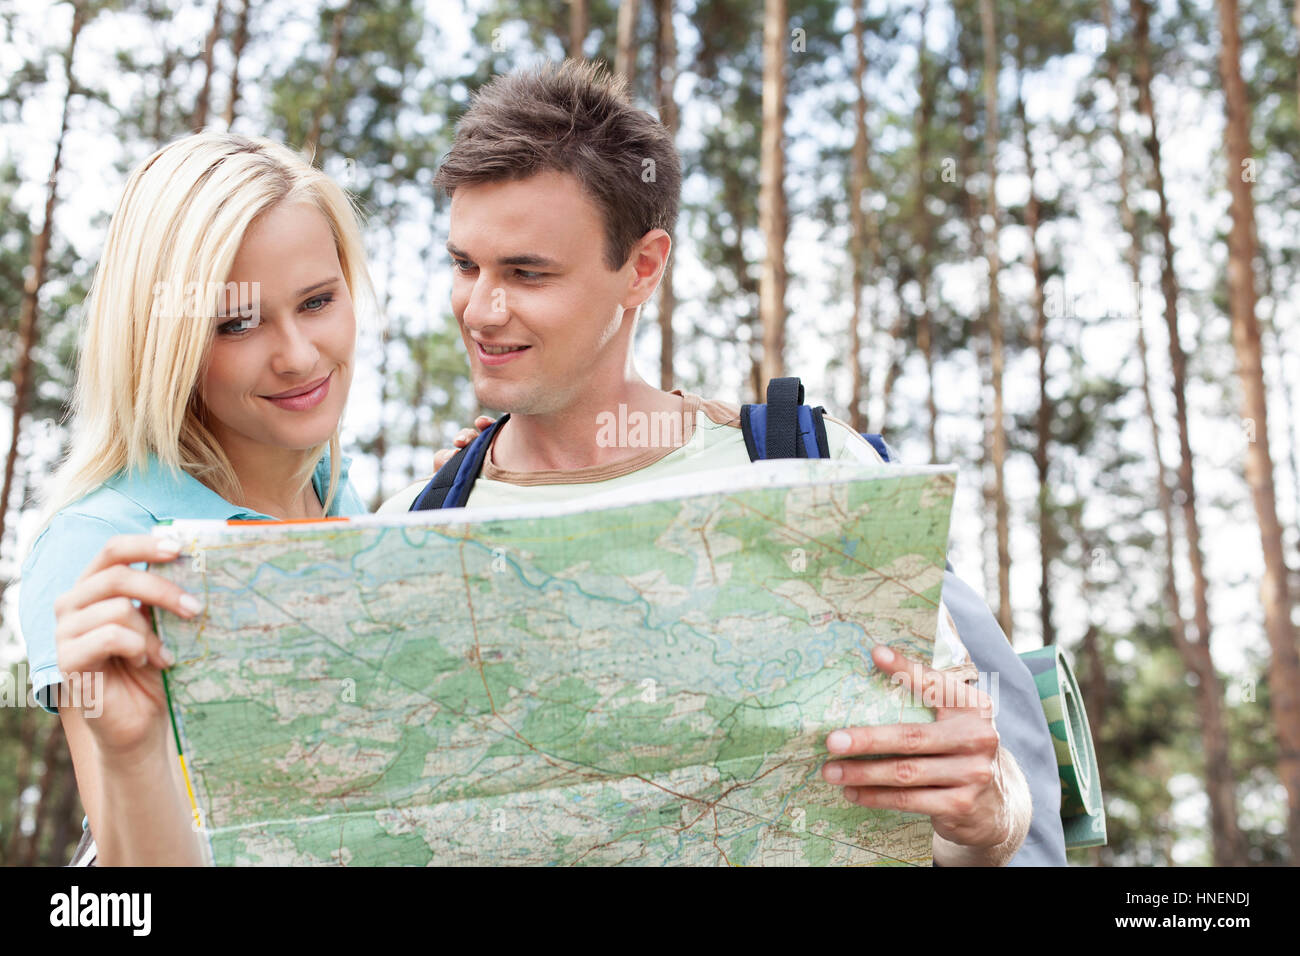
[1017, 646, 1107, 849]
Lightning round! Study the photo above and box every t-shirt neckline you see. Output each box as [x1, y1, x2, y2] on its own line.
[481, 391, 704, 486]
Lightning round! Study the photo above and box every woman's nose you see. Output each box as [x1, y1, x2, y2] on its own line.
[270, 316, 320, 376]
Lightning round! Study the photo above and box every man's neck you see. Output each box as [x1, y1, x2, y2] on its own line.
[491, 379, 687, 473]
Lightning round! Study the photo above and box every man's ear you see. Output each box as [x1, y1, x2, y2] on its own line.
[620, 229, 672, 310]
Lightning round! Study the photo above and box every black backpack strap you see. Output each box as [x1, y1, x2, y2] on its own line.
[741, 378, 832, 461]
[410, 414, 510, 511]
[764, 377, 804, 459]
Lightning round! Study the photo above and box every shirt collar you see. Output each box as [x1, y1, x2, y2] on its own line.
[105, 450, 351, 523]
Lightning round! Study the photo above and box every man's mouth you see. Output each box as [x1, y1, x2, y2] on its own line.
[475, 341, 531, 366]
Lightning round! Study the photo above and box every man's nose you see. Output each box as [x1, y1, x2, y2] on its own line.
[459, 274, 508, 331]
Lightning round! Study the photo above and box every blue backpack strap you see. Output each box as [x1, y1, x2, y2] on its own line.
[861, 433, 893, 463]
[409, 414, 510, 511]
[741, 377, 830, 460]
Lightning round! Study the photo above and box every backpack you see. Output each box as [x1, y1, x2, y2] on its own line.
[408, 379, 889, 510]
[411, 377, 1082, 864]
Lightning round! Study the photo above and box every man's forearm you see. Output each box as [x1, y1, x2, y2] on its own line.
[931, 745, 1032, 867]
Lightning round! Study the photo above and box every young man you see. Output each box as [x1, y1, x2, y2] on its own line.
[385, 60, 1065, 866]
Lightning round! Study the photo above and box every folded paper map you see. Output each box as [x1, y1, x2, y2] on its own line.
[151, 459, 957, 866]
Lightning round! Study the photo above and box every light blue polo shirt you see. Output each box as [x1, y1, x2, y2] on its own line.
[18, 450, 366, 714]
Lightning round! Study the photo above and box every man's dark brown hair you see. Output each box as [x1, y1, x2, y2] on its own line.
[435, 59, 682, 271]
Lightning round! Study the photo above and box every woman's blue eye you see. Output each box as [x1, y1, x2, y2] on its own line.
[302, 293, 334, 312]
[217, 315, 260, 335]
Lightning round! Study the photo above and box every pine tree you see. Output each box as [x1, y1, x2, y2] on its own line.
[1215, 0, 1300, 862]
[653, 0, 678, 390]
[1096, 0, 1247, 867]
[223, 0, 252, 126]
[191, 0, 225, 130]
[758, 0, 789, 385]
[978, 0, 1013, 639]
[0, 0, 85, 582]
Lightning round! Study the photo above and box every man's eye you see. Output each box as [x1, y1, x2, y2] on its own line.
[451, 258, 475, 273]
[515, 270, 544, 280]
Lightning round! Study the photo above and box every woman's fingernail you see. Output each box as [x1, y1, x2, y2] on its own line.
[161, 647, 176, 668]
[157, 538, 182, 556]
[875, 644, 894, 664]
[827, 730, 852, 752]
[823, 763, 843, 783]
[179, 594, 203, 616]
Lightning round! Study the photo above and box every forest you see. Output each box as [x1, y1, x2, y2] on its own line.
[0, 0, 1297, 866]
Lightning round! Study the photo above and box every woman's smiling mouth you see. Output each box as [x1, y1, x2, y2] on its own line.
[262, 372, 332, 410]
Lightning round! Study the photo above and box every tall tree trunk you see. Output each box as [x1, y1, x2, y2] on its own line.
[914, 0, 937, 461]
[879, 310, 906, 431]
[1131, 0, 1222, 733]
[616, 0, 638, 82]
[849, 0, 869, 432]
[1217, 0, 1300, 863]
[958, 46, 999, 608]
[1257, 248, 1300, 570]
[406, 335, 426, 484]
[143, 0, 174, 144]
[1070, 509, 1109, 769]
[0, 2, 82, 571]
[979, 0, 1012, 640]
[304, 0, 353, 157]
[975, 326, 997, 604]
[569, 0, 588, 59]
[758, 0, 788, 386]
[223, 0, 252, 127]
[192, 0, 225, 130]
[18, 722, 64, 866]
[150, 1, 179, 147]
[653, 0, 678, 391]
[1126, 0, 1245, 864]
[3, 705, 38, 863]
[369, 230, 396, 512]
[848, 0, 883, 432]
[48, 752, 81, 865]
[1015, 49, 1053, 645]
[719, 176, 761, 400]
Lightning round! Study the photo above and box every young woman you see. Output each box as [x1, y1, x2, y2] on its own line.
[18, 132, 482, 865]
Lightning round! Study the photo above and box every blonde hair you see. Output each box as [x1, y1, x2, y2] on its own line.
[37, 132, 372, 531]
